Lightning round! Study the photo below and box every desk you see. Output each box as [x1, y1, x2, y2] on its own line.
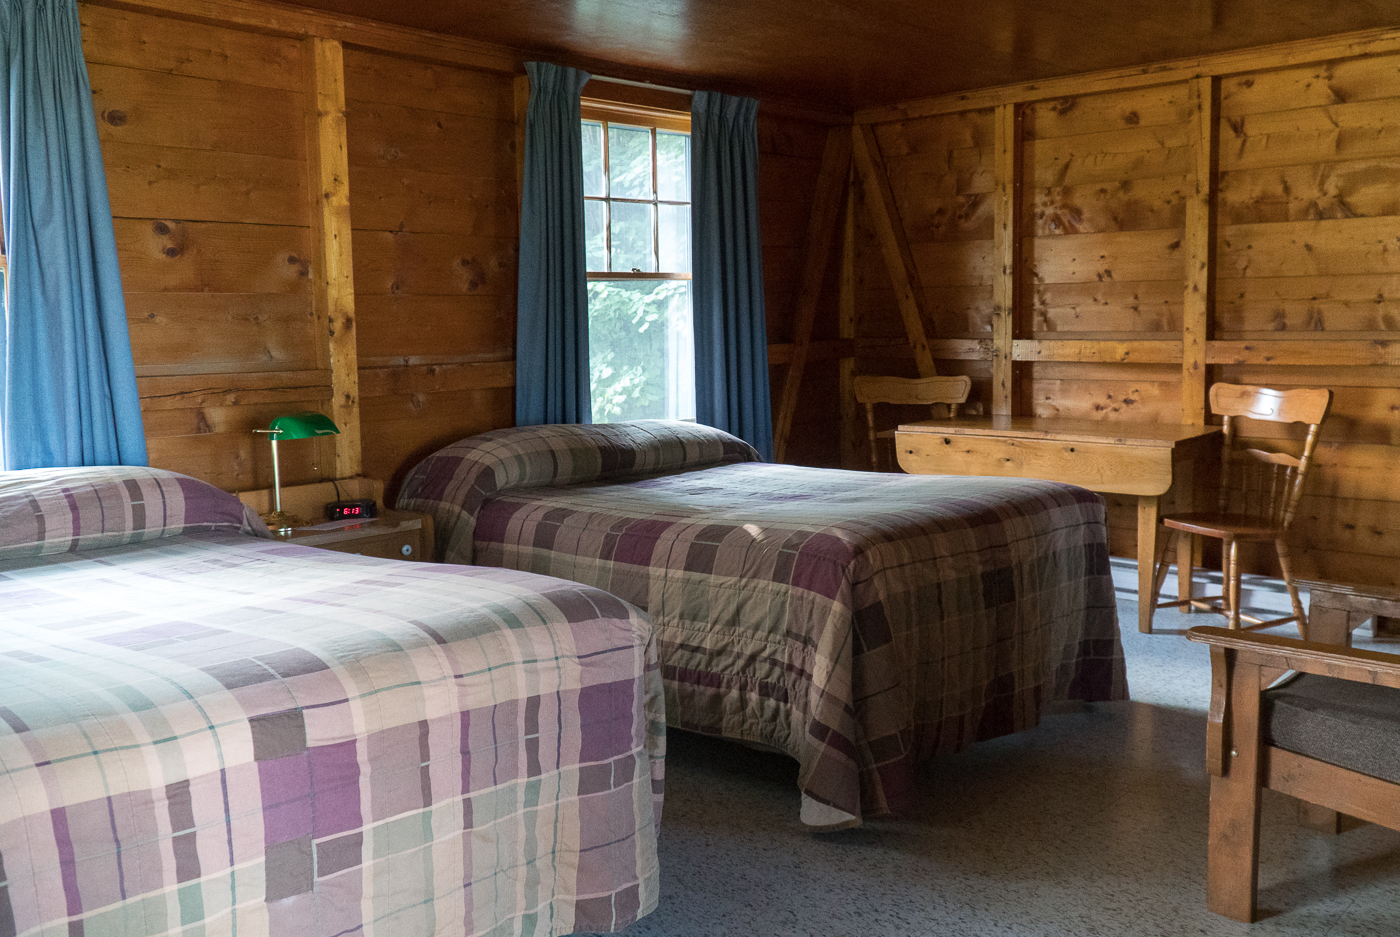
[896, 417, 1221, 634]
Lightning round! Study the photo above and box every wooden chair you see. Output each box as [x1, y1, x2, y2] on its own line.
[1149, 383, 1332, 634]
[853, 374, 971, 471]
[1186, 625, 1400, 922]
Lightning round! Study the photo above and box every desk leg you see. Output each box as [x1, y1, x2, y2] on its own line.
[1138, 495, 1159, 633]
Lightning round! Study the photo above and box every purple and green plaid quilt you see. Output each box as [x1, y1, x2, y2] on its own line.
[0, 467, 663, 937]
[398, 422, 1127, 828]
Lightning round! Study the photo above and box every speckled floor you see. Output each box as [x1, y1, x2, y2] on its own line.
[601, 595, 1400, 937]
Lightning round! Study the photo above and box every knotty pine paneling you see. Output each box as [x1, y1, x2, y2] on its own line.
[758, 110, 842, 467]
[343, 46, 519, 497]
[83, 6, 332, 493]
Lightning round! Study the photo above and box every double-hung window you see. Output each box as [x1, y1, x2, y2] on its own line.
[581, 102, 693, 423]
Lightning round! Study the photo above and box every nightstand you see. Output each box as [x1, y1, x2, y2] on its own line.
[278, 508, 435, 561]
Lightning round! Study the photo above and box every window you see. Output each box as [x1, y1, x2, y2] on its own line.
[582, 101, 693, 423]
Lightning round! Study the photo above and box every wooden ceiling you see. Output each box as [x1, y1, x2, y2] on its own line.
[285, 0, 1399, 111]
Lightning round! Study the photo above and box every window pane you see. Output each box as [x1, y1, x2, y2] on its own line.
[582, 121, 605, 197]
[589, 280, 694, 423]
[585, 200, 608, 271]
[656, 131, 689, 202]
[608, 125, 652, 199]
[658, 204, 690, 274]
[609, 201, 655, 272]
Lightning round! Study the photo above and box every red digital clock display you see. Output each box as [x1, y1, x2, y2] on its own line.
[343, 505, 361, 515]
[326, 500, 378, 521]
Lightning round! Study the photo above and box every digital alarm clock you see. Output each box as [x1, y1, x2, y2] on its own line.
[325, 499, 378, 521]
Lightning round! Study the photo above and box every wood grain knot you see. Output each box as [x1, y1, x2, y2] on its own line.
[104, 110, 127, 127]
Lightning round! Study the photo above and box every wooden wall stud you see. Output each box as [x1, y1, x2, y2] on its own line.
[991, 102, 1023, 417]
[1183, 75, 1219, 425]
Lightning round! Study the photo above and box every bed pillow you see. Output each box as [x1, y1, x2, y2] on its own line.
[397, 420, 762, 562]
[0, 465, 273, 559]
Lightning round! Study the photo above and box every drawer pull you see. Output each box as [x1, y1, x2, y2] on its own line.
[401, 544, 413, 557]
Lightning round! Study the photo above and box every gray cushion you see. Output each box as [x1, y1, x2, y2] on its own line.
[1263, 673, 1400, 785]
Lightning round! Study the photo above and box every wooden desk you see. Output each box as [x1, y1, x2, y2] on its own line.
[896, 417, 1221, 634]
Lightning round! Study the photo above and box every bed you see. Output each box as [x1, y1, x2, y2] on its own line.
[396, 420, 1128, 829]
[0, 466, 664, 937]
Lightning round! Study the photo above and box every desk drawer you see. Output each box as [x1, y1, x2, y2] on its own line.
[896, 432, 1174, 496]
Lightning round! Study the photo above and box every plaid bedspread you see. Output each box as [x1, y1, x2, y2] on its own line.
[0, 468, 664, 937]
[399, 422, 1126, 828]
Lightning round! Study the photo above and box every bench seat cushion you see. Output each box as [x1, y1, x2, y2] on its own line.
[1264, 673, 1400, 784]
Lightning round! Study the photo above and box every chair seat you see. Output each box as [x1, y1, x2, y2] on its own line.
[1264, 673, 1400, 785]
[1161, 511, 1283, 541]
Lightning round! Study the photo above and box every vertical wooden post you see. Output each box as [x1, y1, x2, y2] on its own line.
[1183, 76, 1219, 426]
[851, 124, 936, 378]
[773, 126, 853, 462]
[514, 74, 531, 215]
[305, 37, 361, 478]
[991, 103, 1022, 417]
[838, 174, 860, 470]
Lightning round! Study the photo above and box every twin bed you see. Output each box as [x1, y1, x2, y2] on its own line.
[397, 420, 1128, 830]
[0, 421, 1127, 936]
[0, 467, 663, 937]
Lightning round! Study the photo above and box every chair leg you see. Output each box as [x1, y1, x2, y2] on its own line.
[1149, 527, 1177, 617]
[1226, 538, 1242, 630]
[1275, 537, 1307, 635]
[1178, 532, 1195, 613]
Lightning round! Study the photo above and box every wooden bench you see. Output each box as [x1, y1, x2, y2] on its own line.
[1302, 580, 1400, 646]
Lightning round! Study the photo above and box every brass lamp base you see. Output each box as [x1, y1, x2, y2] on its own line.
[261, 509, 307, 534]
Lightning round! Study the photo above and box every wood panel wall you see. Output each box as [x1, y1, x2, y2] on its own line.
[857, 33, 1400, 587]
[78, 0, 835, 504]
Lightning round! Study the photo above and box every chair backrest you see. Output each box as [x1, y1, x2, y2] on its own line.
[853, 375, 972, 470]
[1208, 383, 1332, 530]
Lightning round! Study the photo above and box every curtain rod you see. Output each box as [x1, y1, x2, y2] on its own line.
[588, 74, 694, 97]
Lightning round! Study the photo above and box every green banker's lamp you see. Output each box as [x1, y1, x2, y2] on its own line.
[253, 412, 339, 533]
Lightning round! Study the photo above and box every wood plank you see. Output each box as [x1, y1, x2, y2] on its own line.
[82, 0, 522, 76]
[839, 181, 860, 471]
[102, 140, 307, 226]
[351, 232, 517, 296]
[898, 192, 994, 243]
[767, 339, 855, 368]
[305, 37, 361, 478]
[1026, 228, 1186, 285]
[89, 61, 306, 161]
[873, 111, 989, 157]
[1025, 377, 1181, 422]
[1219, 158, 1400, 225]
[992, 103, 1021, 416]
[1220, 100, 1400, 173]
[344, 99, 516, 179]
[358, 361, 515, 398]
[1183, 76, 1220, 425]
[1012, 340, 1182, 363]
[350, 166, 514, 237]
[1219, 216, 1400, 278]
[1206, 339, 1400, 366]
[885, 148, 995, 198]
[1216, 273, 1400, 333]
[909, 240, 994, 287]
[1032, 280, 1184, 333]
[341, 47, 514, 120]
[855, 27, 1400, 125]
[137, 370, 332, 410]
[80, 3, 305, 91]
[356, 294, 513, 361]
[852, 124, 936, 377]
[113, 218, 313, 294]
[1221, 53, 1400, 118]
[1022, 84, 1192, 139]
[126, 293, 316, 372]
[1028, 175, 1189, 236]
[774, 126, 853, 463]
[1025, 122, 1192, 189]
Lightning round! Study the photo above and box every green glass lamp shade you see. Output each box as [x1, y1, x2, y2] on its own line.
[268, 412, 339, 439]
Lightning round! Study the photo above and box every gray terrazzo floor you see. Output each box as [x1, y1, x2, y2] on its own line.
[598, 595, 1400, 936]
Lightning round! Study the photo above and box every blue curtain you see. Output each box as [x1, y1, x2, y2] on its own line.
[691, 91, 772, 461]
[515, 61, 593, 427]
[0, 0, 146, 470]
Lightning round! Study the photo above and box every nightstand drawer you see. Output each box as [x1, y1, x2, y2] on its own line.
[278, 508, 434, 561]
[313, 528, 423, 560]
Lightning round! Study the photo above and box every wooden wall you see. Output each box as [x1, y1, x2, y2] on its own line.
[79, 0, 837, 504]
[856, 33, 1400, 587]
